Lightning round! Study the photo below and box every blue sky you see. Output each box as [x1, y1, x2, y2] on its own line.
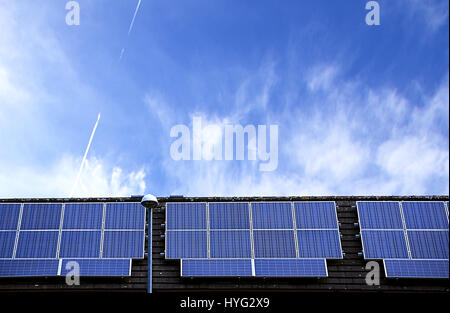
[0, 0, 448, 197]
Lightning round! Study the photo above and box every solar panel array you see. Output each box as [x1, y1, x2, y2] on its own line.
[0, 202, 145, 277]
[357, 201, 449, 279]
[166, 201, 342, 277]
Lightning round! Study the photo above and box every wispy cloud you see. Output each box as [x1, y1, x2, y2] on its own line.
[152, 62, 449, 196]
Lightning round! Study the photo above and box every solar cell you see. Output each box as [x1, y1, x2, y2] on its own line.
[209, 202, 250, 229]
[210, 231, 251, 258]
[0, 231, 16, 258]
[60, 259, 131, 276]
[297, 230, 342, 258]
[104, 203, 145, 230]
[166, 203, 206, 230]
[254, 259, 327, 277]
[165, 231, 207, 259]
[59, 231, 102, 258]
[102, 231, 144, 258]
[402, 202, 448, 229]
[253, 230, 296, 258]
[251, 202, 293, 229]
[181, 259, 252, 277]
[384, 259, 449, 278]
[407, 230, 449, 259]
[294, 202, 338, 229]
[20, 203, 62, 230]
[361, 230, 409, 259]
[0, 203, 21, 230]
[357, 201, 403, 229]
[63, 203, 103, 229]
[16, 231, 59, 259]
[0, 260, 59, 277]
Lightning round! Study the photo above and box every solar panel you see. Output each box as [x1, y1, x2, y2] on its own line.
[360, 230, 409, 259]
[209, 202, 249, 229]
[104, 202, 145, 230]
[253, 230, 296, 258]
[0, 231, 16, 258]
[60, 259, 131, 276]
[0, 260, 59, 277]
[0, 202, 145, 277]
[16, 231, 59, 258]
[210, 231, 251, 258]
[254, 259, 327, 277]
[407, 230, 449, 259]
[63, 203, 103, 229]
[297, 230, 342, 258]
[166, 202, 206, 230]
[294, 202, 338, 229]
[357, 201, 403, 229]
[20, 203, 62, 230]
[402, 202, 448, 229]
[166, 231, 207, 259]
[251, 202, 293, 229]
[181, 259, 252, 277]
[59, 231, 102, 258]
[384, 259, 449, 278]
[0, 203, 21, 230]
[102, 231, 145, 258]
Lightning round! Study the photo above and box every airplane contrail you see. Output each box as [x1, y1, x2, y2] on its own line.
[119, 48, 125, 60]
[128, 0, 142, 35]
[69, 113, 101, 198]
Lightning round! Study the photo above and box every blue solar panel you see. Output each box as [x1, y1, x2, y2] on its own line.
[166, 231, 207, 259]
[361, 230, 409, 259]
[0, 260, 59, 277]
[0, 231, 16, 258]
[16, 231, 59, 258]
[254, 259, 327, 277]
[209, 202, 250, 229]
[104, 203, 145, 230]
[407, 231, 449, 259]
[294, 202, 338, 229]
[357, 202, 403, 229]
[181, 259, 252, 277]
[210, 231, 251, 258]
[59, 231, 101, 258]
[63, 203, 103, 229]
[251, 202, 293, 229]
[297, 230, 342, 258]
[402, 202, 448, 229]
[21, 203, 62, 230]
[253, 230, 296, 258]
[384, 259, 449, 278]
[0, 203, 21, 230]
[166, 203, 206, 230]
[102, 231, 144, 258]
[60, 259, 131, 276]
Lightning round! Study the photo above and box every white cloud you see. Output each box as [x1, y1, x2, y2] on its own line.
[306, 64, 339, 92]
[0, 156, 146, 198]
[159, 64, 449, 196]
[403, 0, 449, 32]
